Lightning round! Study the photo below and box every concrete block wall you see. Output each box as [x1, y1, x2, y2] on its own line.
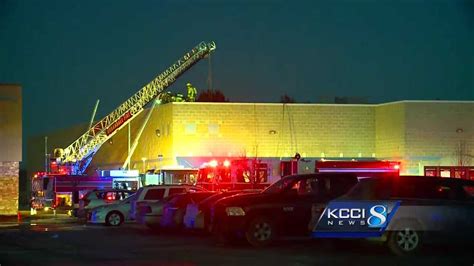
[404, 102, 474, 174]
[375, 102, 406, 159]
[0, 161, 19, 215]
[170, 103, 376, 159]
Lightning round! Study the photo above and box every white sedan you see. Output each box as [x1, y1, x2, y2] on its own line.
[88, 194, 137, 226]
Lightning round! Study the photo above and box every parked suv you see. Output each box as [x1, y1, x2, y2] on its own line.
[311, 176, 474, 255]
[212, 173, 358, 247]
[129, 185, 206, 220]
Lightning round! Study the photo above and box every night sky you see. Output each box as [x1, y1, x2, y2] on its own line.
[1, 0, 473, 139]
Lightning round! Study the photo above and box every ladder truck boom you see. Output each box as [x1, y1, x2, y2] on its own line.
[55, 41, 216, 175]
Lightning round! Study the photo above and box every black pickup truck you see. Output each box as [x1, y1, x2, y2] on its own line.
[211, 173, 358, 247]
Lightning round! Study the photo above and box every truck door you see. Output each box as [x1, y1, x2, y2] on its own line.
[280, 177, 320, 236]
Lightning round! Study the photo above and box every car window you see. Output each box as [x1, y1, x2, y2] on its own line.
[343, 178, 390, 200]
[168, 194, 185, 205]
[96, 191, 106, 200]
[190, 192, 215, 203]
[326, 175, 359, 198]
[263, 176, 297, 194]
[293, 178, 320, 197]
[144, 188, 166, 200]
[169, 188, 186, 196]
[116, 191, 131, 200]
[392, 178, 457, 200]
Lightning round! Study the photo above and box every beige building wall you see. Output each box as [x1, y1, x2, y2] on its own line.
[403, 102, 474, 174]
[170, 102, 375, 160]
[0, 84, 22, 215]
[375, 102, 406, 159]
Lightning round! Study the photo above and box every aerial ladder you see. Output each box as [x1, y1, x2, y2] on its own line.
[53, 41, 216, 175]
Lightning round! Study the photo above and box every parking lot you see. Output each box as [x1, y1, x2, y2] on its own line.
[0, 216, 472, 266]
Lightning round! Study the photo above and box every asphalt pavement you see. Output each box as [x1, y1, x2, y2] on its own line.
[0, 216, 472, 266]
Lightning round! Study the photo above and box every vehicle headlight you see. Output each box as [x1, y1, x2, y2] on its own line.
[225, 207, 246, 216]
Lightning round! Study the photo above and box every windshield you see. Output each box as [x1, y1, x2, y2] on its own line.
[263, 176, 297, 194]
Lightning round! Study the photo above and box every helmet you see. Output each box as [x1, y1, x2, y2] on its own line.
[186, 83, 192, 86]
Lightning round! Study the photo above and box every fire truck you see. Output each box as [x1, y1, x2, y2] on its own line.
[31, 172, 113, 210]
[31, 41, 217, 210]
[315, 160, 400, 177]
[193, 158, 400, 191]
[195, 158, 270, 191]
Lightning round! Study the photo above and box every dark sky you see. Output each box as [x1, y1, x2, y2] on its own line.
[1, 0, 473, 138]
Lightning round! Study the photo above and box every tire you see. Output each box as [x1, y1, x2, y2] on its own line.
[387, 221, 423, 256]
[105, 211, 124, 226]
[245, 216, 275, 247]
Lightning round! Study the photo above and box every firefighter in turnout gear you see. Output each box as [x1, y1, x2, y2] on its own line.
[186, 82, 197, 102]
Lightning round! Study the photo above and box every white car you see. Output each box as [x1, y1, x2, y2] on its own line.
[129, 185, 206, 220]
[78, 189, 135, 217]
[88, 193, 137, 226]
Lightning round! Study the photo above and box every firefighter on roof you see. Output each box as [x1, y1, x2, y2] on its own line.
[186, 82, 197, 102]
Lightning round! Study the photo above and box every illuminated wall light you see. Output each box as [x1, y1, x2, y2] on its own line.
[358, 153, 362, 158]
[339, 153, 344, 158]
[320, 152, 325, 158]
[302, 153, 307, 157]
[372, 153, 376, 158]
[223, 160, 231, 167]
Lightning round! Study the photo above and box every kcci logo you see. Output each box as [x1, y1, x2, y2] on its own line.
[324, 204, 387, 228]
[313, 201, 400, 238]
[367, 205, 387, 228]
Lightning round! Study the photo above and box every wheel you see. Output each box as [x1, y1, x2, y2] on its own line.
[105, 211, 124, 226]
[245, 216, 275, 247]
[387, 224, 423, 256]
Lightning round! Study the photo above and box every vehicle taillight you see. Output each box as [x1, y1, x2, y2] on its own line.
[106, 195, 113, 200]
